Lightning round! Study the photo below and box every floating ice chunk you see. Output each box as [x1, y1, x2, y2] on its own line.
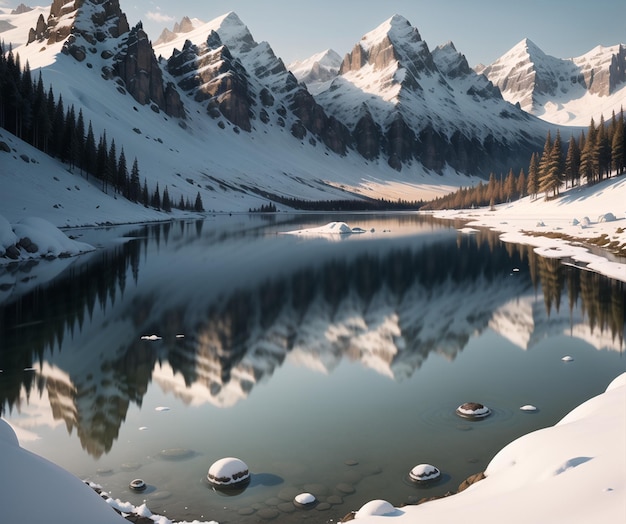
[562, 356, 574, 362]
[175, 334, 185, 338]
[141, 334, 162, 341]
[520, 405, 538, 412]
[138, 426, 149, 431]
[155, 406, 170, 412]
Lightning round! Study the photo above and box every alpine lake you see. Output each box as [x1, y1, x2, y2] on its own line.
[1, 213, 624, 523]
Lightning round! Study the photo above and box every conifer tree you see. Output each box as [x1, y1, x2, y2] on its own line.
[117, 148, 128, 196]
[564, 135, 580, 187]
[504, 168, 516, 202]
[151, 182, 161, 209]
[83, 121, 96, 179]
[595, 115, 611, 180]
[142, 179, 149, 207]
[73, 109, 85, 172]
[105, 139, 117, 193]
[95, 131, 108, 184]
[194, 191, 204, 212]
[516, 168, 526, 199]
[162, 186, 172, 212]
[539, 129, 563, 198]
[580, 118, 597, 184]
[611, 110, 624, 175]
[527, 152, 540, 199]
[129, 158, 141, 202]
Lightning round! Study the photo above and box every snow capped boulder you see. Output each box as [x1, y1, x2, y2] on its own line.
[354, 499, 398, 518]
[409, 463, 441, 483]
[0, 216, 94, 262]
[597, 212, 616, 222]
[456, 402, 491, 419]
[294, 492, 317, 507]
[207, 457, 250, 488]
[129, 479, 147, 491]
[581, 216, 592, 226]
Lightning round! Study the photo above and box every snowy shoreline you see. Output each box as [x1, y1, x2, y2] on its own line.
[2, 373, 624, 524]
[432, 176, 626, 283]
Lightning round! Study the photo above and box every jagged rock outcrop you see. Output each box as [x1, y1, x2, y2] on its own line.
[155, 16, 197, 46]
[162, 12, 352, 151]
[167, 33, 250, 129]
[27, 0, 184, 118]
[11, 3, 33, 15]
[114, 22, 185, 118]
[28, 0, 130, 45]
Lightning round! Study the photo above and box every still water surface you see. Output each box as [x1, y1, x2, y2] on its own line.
[1, 213, 624, 523]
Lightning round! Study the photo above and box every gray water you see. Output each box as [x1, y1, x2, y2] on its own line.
[1, 213, 624, 523]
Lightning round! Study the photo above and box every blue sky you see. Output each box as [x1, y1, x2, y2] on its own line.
[6, 1, 626, 65]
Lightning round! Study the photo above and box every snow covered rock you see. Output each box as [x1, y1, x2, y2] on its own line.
[355, 499, 398, 518]
[456, 402, 491, 419]
[207, 457, 250, 487]
[409, 463, 441, 483]
[294, 492, 317, 507]
[0, 215, 94, 262]
[597, 212, 616, 222]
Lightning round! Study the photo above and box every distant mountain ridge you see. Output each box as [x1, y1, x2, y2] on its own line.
[0, 1, 621, 212]
[476, 38, 626, 125]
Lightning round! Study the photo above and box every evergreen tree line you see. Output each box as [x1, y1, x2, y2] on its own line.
[248, 188, 423, 211]
[423, 109, 626, 210]
[0, 42, 204, 213]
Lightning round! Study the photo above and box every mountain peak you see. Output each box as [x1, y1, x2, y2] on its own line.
[360, 14, 421, 51]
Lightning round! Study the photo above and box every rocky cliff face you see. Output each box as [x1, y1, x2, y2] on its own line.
[113, 22, 185, 119]
[28, 0, 184, 119]
[167, 33, 251, 129]
[161, 12, 351, 153]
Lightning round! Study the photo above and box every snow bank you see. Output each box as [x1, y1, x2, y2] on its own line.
[0, 214, 94, 264]
[435, 176, 626, 283]
[352, 373, 626, 523]
[2, 374, 623, 524]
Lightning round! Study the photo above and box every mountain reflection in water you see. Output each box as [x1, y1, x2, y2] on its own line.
[0, 214, 624, 460]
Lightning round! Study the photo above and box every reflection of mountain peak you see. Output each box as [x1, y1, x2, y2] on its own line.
[2, 219, 624, 456]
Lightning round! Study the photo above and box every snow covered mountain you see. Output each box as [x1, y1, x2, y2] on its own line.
[476, 39, 626, 125]
[0, 2, 618, 216]
[288, 48, 342, 95]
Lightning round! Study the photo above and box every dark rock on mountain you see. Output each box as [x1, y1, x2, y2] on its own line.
[167, 34, 250, 129]
[114, 23, 185, 119]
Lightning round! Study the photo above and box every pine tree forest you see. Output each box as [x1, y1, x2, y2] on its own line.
[0, 43, 203, 212]
[423, 110, 626, 210]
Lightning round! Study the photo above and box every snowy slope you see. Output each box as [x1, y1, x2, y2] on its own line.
[477, 39, 626, 125]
